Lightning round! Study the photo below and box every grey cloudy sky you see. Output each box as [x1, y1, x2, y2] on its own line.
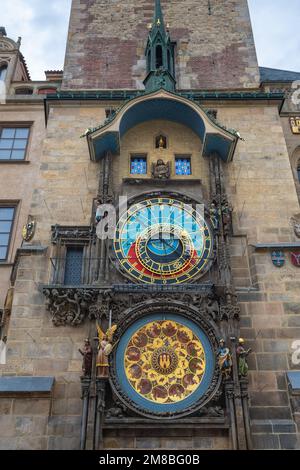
[1, 0, 300, 80]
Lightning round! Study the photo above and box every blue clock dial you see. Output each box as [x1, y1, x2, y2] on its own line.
[113, 197, 214, 284]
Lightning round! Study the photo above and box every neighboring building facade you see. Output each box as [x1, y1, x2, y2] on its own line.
[0, 0, 300, 451]
[0, 27, 62, 356]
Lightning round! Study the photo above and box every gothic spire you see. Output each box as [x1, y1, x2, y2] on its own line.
[152, 0, 166, 36]
[144, 0, 176, 93]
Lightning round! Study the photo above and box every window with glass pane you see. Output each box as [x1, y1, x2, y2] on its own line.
[0, 65, 7, 82]
[0, 207, 15, 261]
[175, 156, 192, 175]
[0, 127, 30, 160]
[130, 155, 147, 175]
[64, 247, 83, 285]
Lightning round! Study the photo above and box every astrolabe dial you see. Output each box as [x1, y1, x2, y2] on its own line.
[136, 224, 193, 276]
[113, 197, 214, 285]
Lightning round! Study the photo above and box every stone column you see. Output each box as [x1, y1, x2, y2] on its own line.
[80, 377, 91, 450]
[94, 378, 107, 450]
[230, 337, 248, 450]
[225, 381, 238, 450]
[240, 378, 253, 450]
[97, 152, 111, 283]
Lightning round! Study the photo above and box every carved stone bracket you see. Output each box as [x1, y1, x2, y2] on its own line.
[219, 304, 240, 321]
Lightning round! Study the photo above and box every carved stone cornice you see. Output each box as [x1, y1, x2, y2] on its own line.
[42, 283, 239, 326]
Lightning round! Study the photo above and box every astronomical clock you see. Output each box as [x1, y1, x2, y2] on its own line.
[108, 194, 220, 418]
[113, 196, 214, 285]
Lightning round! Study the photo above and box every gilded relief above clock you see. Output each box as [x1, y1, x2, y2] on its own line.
[113, 196, 214, 285]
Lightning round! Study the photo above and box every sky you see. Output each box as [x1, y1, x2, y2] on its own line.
[1, 0, 300, 81]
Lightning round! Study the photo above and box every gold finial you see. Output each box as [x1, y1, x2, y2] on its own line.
[148, 23, 152, 30]
[157, 18, 161, 26]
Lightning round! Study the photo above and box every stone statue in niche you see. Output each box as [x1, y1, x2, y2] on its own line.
[78, 339, 93, 377]
[236, 338, 251, 377]
[217, 339, 232, 380]
[155, 134, 167, 149]
[152, 159, 171, 179]
[221, 197, 233, 235]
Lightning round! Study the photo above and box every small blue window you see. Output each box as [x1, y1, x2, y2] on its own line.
[175, 156, 192, 175]
[130, 155, 147, 175]
[64, 247, 83, 285]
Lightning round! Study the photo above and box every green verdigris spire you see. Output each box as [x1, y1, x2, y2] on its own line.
[152, 0, 166, 35]
[144, 0, 176, 93]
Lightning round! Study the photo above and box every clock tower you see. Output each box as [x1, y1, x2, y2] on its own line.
[71, 0, 249, 449]
[3, 0, 300, 452]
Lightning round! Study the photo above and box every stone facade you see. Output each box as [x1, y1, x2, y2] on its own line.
[1, 0, 300, 451]
[63, 0, 259, 90]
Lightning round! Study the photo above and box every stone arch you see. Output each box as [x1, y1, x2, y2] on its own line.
[87, 89, 238, 163]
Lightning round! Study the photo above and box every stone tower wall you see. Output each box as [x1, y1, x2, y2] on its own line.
[62, 0, 260, 90]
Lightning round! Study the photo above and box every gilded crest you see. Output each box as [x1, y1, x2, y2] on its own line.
[22, 219, 36, 242]
[290, 117, 300, 134]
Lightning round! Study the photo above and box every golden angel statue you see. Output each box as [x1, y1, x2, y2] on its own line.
[96, 324, 117, 378]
